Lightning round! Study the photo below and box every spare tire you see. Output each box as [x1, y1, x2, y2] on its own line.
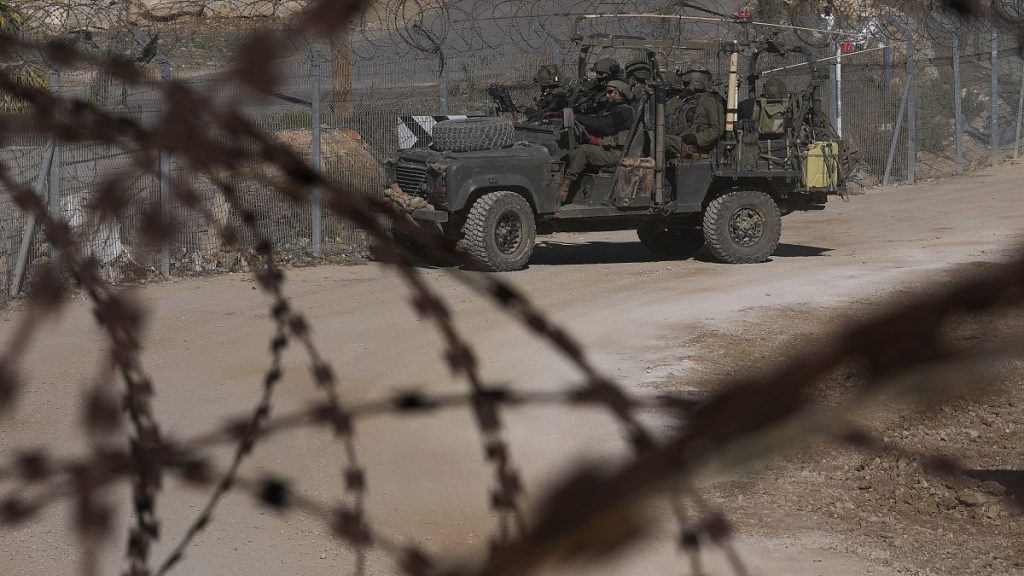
[432, 117, 514, 152]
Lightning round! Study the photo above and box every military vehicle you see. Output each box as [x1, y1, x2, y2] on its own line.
[384, 19, 845, 271]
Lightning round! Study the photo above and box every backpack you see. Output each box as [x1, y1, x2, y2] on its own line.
[754, 95, 790, 136]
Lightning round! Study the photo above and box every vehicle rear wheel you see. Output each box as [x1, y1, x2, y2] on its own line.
[636, 223, 704, 260]
[702, 190, 782, 264]
[462, 191, 536, 271]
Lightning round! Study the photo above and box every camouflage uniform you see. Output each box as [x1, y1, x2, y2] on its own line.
[666, 69, 724, 160]
[562, 80, 635, 195]
[526, 65, 569, 121]
[665, 93, 696, 135]
[574, 58, 621, 114]
[624, 59, 653, 102]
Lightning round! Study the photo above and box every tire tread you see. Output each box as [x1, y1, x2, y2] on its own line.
[702, 190, 782, 264]
[462, 191, 535, 271]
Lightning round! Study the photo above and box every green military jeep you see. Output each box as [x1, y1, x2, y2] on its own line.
[385, 27, 845, 271]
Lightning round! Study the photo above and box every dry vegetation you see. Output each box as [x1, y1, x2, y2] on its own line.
[0, 1, 1022, 576]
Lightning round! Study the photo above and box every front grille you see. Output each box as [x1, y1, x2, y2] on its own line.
[395, 162, 428, 196]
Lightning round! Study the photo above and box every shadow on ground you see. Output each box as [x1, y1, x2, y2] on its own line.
[773, 243, 833, 257]
[964, 469, 1024, 502]
[532, 241, 833, 266]
[530, 241, 662, 265]
[379, 240, 833, 269]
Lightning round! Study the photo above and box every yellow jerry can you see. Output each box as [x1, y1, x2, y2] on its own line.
[802, 141, 840, 188]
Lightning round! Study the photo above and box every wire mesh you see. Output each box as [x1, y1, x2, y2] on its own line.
[0, 2, 1023, 290]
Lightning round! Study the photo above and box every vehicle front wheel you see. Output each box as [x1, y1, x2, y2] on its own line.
[702, 190, 782, 264]
[636, 223, 704, 260]
[462, 191, 536, 271]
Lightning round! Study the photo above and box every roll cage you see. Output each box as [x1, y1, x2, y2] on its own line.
[565, 15, 834, 205]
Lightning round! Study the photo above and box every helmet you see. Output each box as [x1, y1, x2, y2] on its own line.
[678, 68, 712, 92]
[605, 79, 632, 101]
[591, 58, 622, 78]
[624, 59, 652, 83]
[763, 77, 787, 99]
[533, 64, 561, 88]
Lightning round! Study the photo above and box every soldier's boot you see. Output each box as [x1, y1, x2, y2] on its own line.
[559, 178, 573, 204]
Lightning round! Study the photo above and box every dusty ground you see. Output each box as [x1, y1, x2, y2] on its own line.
[2, 163, 1024, 575]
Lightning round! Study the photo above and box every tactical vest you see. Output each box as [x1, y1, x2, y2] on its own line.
[665, 95, 696, 134]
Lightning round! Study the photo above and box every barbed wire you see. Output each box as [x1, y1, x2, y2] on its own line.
[1, 1, 1023, 576]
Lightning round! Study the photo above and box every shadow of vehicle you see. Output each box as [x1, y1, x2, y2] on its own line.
[530, 241, 668, 266]
[375, 238, 833, 269]
[773, 243, 833, 257]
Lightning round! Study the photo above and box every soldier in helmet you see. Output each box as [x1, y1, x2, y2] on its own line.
[575, 57, 622, 113]
[666, 68, 725, 159]
[560, 79, 635, 202]
[665, 68, 693, 135]
[526, 64, 569, 121]
[624, 58, 653, 102]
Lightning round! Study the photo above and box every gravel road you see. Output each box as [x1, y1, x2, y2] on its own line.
[2, 163, 1023, 575]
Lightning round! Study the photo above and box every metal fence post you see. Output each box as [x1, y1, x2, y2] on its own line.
[991, 27, 999, 166]
[882, 77, 911, 186]
[11, 140, 55, 296]
[158, 56, 172, 276]
[953, 31, 965, 173]
[438, 54, 449, 115]
[906, 24, 916, 183]
[1015, 59, 1024, 158]
[310, 43, 323, 254]
[828, 41, 838, 130]
[48, 67, 62, 275]
[836, 43, 843, 137]
[883, 44, 891, 97]
[412, 24, 448, 115]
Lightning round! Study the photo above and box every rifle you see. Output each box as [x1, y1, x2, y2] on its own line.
[487, 83, 519, 114]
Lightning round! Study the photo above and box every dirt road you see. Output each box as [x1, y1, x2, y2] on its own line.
[2, 164, 1023, 575]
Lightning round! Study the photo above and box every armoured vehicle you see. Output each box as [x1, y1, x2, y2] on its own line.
[384, 22, 845, 271]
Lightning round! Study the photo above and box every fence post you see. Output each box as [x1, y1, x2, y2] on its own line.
[412, 24, 448, 115]
[906, 23, 916, 183]
[953, 31, 965, 173]
[883, 44, 891, 97]
[882, 77, 911, 186]
[47, 67, 62, 275]
[828, 41, 838, 130]
[158, 56, 172, 276]
[10, 140, 55, 296]
[991, 27, 999, 166]
[310, 42, 323, 254]
[438, 55, 449, 115]
[836, 43, 843, 137]
[1015, 59, 1024, 158]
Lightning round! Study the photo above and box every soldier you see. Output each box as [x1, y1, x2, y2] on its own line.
[624, 58, 653, 102]
[665, 68, 695, 136]
[526, 64, 569, 121]
[666, 68, 725, 160]
[575, 57, 622, 113]
[560, 80, 635, 202]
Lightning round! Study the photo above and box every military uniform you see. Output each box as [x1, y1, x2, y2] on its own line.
[574, 58, 621, 114]
[665, 93, 695, 135]
[561, 80, 635, 200]
[526, 65, 568, 121]
[624, 59, 652, 103]
[665, 69, 725, 160]
[527, 86, 568, 121]
[687, 91, 726, 149]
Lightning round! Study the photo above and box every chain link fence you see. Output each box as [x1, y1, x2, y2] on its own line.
[2, 2, 1024, 308]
